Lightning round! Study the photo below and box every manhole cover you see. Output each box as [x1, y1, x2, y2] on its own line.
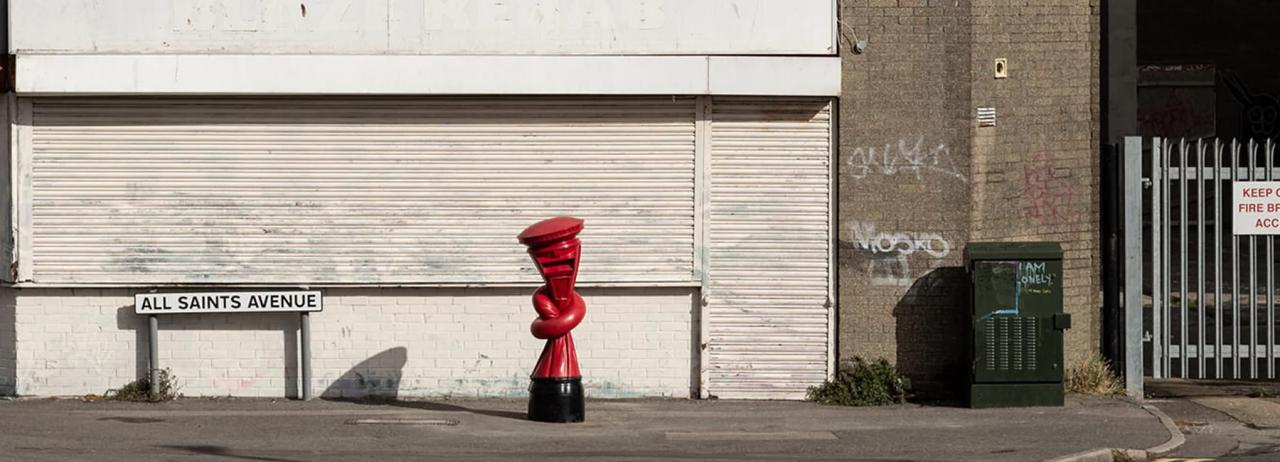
[345, 418, 460, 426]
[99, 417, 166, 424]
[665, 432, 838, 441]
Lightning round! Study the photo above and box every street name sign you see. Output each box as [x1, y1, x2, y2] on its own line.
[135, 291, 323, 314]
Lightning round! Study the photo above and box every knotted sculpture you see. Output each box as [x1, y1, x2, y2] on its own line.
[517, 216, 586, 423]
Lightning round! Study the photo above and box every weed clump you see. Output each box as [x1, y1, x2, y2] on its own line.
[105, 369, 181, 402]
[806, 357, 908, 406]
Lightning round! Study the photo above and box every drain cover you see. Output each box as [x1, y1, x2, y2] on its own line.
[665, 431, 838, 441]
[345, 418, 460, 426]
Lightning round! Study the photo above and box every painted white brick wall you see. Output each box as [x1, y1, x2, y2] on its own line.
[5, 287, 696, 398]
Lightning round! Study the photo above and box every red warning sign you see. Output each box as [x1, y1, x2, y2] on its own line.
[1234, 182, 1280, 234]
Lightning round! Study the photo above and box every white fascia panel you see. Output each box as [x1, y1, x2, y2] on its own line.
[16, 55, 706, 95]
[16, 55, 842, 96]
[10, 0, 837, 56]
[707, 57, 842, 97]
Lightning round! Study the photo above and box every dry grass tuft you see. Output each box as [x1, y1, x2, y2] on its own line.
[1065, 353, 1124, 396]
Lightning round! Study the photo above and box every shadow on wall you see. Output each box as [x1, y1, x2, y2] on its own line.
[321, 347, 407, 399]
[321, 347, 526, 420]
[115, 306, 149, 387]
[114, 306, 304, 398]
[1, 288, 15, 396]
[893, 267, 968, 402]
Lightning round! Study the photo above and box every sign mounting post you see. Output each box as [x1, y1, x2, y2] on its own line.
[134, 291, 323, 400]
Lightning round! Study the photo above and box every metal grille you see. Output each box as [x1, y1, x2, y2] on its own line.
[986, 316, 1038, 372]
[985, 319, 997, 371]
[1012, 318, 1024, 370]
[1140, 137, 1280, 380]
[997, 318, 1011, 370]
[1027, 317, 1038, 371]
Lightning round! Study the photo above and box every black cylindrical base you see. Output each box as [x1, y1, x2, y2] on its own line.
[528, 376, 584, 423]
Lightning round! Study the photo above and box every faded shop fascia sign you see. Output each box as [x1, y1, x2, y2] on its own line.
[1234, 182, 1280, 234]
[135, 291, 323, 314]
[10, 0, 835, 54]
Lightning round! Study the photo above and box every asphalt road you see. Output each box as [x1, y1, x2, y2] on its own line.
[0, 396, 1172, 461]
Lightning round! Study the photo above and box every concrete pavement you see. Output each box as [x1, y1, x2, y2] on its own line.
[1147, 380, 1280, 461]
[0, 396, 1171, 461]
[1146, 398, 1277, 461]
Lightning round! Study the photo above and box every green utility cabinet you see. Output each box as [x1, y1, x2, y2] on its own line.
[965, 242, 1071, 408]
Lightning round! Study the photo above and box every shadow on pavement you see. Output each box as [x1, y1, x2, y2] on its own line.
[159, 445, 304, 462]
[378, 399, 527, 421]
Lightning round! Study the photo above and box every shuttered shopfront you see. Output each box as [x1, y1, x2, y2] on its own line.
[19, 97, 698, 286]
[14, 96, 834, 399]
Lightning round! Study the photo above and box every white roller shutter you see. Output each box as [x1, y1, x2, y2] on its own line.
[19, 97, 697, 285]
[704, 97, 834, 400]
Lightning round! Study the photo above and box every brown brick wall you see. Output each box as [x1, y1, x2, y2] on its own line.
[837, 0, 1101, 397]
[966, 0, 1102, 369]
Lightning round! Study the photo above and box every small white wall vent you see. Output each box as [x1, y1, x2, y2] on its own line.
[977, 107, 997, 127]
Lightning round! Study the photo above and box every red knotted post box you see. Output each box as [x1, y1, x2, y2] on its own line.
[518, 217, 586, 423]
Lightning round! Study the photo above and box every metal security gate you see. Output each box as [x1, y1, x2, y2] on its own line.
[1126, 137, 1280, 383]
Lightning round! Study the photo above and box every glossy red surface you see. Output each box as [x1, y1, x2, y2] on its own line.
[519, 217, 586, 379]
[517, 216, 585, 247]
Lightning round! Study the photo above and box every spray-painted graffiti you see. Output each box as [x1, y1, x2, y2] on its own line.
[846, 137, 966, 182]
[1138, 88, 1215, 138]
[978, 260, 1058, 320]
[847, 221, 951, 258]
[844, 221, 951, 287]
[1020, 260, 1055, 295]
[1224, 70, 1280, 139]
[1022, 153, 1075, 226]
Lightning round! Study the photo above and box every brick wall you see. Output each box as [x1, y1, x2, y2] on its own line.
[838, 0, 976, 395]
[838, 0, 1101, 396]
[966, 0, 1102, 369]
[4, 287, 695, 398]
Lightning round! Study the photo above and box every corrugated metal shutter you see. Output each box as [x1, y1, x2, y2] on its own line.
[705, 97, 834, 400]
[21, 97, 696, 285]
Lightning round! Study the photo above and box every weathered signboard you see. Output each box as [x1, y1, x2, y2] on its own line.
[1233, 181, 1280, 235]
[135, 291, 323, 314]
[10, 0, 836, 55]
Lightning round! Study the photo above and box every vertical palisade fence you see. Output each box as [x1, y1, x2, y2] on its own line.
[1128, 137, 1280, 382]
